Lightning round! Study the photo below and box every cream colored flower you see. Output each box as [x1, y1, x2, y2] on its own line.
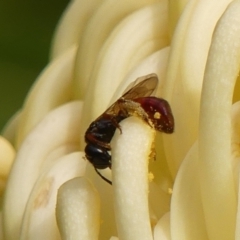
[1, 0, 240, 239]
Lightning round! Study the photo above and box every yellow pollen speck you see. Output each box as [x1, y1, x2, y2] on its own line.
[154, 112, 161, 119]
[148, 172, 154, 182]
[168, 188, 173, 195]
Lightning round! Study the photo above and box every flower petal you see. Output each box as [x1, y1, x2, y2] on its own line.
[199, 1, 240, 238]
[0, 136, 15, 196]
[51, 0, 103, 58]
[17, 46, 78, 147]
[73, 0, 163, 99]
[171, 142, 208, 240]
[20, 152, 86, 239]
[56, 177, 100, 240]
[163, 0, 233, 178]
[111, 117, 155, 240]
[3, 101, 82, 240]
[153, 212, 170, 240]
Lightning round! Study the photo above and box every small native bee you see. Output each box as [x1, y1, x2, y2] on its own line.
[84, 73, 174, 184]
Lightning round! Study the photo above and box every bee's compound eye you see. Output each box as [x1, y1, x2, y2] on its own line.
[85, 144, 111, 169]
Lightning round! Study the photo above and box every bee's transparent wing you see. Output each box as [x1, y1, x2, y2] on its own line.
[122, 73, 158, 100]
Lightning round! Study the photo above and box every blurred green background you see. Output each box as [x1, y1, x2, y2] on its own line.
[0, 0, 70, 131]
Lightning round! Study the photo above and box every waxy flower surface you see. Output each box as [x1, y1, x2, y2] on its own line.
[1, 0, 240, 239]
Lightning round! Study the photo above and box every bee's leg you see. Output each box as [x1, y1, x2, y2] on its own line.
[94, 168, 112, 185]
[110, 117, 122, 134]
[85, 132, 111, 150]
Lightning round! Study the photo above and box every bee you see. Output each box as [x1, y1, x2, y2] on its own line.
[84, 73, 174, 184]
